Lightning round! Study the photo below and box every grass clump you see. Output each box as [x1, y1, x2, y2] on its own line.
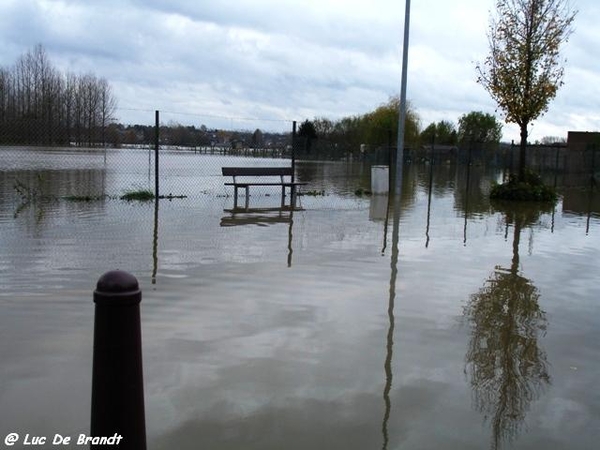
[490, 170, 558, 203]
[159, 193, 187, 200]
[354, 188, 372, 197]
[299, 190, 325, 197]
[120, 189, 155, 202]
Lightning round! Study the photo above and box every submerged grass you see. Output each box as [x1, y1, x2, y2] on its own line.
[298, 190, 326, 197]
[120, 189, 155, 202]
[354, 188, 372, 197]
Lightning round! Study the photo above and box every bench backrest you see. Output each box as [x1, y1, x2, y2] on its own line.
[222, 167, 293, 177]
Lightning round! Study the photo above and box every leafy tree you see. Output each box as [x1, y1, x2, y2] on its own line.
[333, 115, 366, 154]
[298, 119, 317, 139]
[421, 120, 457, 145]
[298, 119, 317, 153]
[312, 117, 335, 137]
[251, 128, 263, 147]
[365, 96, 420, 148]
[295, 97, 421, 159]
[458, 111, 503, 147]
[477, 0, 577, 180]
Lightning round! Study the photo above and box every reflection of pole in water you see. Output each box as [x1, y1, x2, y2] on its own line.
[151, 199, 159, 284]
[381, 195, 392, 255]
[463, 158, 472, 246]
[425, 144, 434, 248]
[287, 207, 295, 268]
[551, 146, 559, 233]
[382, 192, 401, 450]
[586, 191, 593, 236]
[587, 144, 597, 235]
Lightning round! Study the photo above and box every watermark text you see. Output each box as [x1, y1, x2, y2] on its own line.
[4, 433, 123, 446]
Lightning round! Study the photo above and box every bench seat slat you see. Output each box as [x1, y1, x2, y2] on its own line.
[224, 182, 307, 186]
[222, 167, 293, 177]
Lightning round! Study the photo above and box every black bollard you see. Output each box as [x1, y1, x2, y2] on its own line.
[91, 270, 146, 449]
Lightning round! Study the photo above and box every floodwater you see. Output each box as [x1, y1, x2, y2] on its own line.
[0, 147, 599, 449]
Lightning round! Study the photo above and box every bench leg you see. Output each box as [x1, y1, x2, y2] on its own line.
[291, 185, 297, 208]
[245, 186, 249, 210]
[233, 187, 239, 209]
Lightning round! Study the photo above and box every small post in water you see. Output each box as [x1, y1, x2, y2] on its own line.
[91, 270, 146, 450]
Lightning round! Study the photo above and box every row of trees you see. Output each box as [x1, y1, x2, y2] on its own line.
[110, 123, 289, 149]
[0, 45, 117, 146]
[297, 96, 504, 158]
[299, 0, 576, 171]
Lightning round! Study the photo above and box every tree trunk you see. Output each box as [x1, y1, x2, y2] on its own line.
[518, 124, 528, 181]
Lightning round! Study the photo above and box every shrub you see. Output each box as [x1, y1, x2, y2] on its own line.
[490, 170, 557, 203]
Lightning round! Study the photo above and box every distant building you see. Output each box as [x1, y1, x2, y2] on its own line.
[565, 131, 600, 186]
[567, 131, 600, 151]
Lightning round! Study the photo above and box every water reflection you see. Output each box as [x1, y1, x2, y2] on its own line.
[287, 208, 294, 268]
[453, 163, 493, 219]
[152, 199, 159, 284]
[425, 160, 434, 248]
[219, 206, 299, 267]
[464, 204, 551, 449]
[381, 192, 401, 450]
[3, 168, 108, 222]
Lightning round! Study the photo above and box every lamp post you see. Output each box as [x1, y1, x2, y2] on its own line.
[394, 0, 412, 197]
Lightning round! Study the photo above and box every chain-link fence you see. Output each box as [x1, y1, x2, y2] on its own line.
[1, 109, 599, 218]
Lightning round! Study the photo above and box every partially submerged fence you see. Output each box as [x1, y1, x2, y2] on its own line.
[1, 110, 598, 212]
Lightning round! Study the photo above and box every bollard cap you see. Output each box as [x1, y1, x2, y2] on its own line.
[94, 270, 141, 305]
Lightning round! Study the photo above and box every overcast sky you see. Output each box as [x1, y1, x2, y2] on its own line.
[1, 0, 597, 141]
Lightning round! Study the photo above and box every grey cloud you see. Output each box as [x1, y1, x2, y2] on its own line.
[1, 0, 598, 139]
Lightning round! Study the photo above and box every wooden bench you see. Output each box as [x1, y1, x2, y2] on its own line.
[222, 167, 307, 209]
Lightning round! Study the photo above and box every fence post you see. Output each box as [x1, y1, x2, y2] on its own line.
[91, 270, 146, 450]
[155, 110, 159, 200]
[291, 121, 296, 183]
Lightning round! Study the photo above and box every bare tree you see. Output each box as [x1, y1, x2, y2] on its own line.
[0, 44, 118, 146]
[98, 77, 117, 146]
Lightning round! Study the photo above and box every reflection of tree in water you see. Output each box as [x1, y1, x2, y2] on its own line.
[464, 204, 551, 450]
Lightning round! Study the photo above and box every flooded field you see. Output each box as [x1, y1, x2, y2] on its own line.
[1, 147, 599, 449]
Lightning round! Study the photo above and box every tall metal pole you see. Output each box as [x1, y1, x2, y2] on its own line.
[394, 0, 412, 196]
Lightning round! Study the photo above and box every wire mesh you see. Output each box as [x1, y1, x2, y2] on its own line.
[1, 110, 598, 219]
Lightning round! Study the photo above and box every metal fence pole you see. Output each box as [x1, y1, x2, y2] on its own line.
[394, 0, 411, 197]
[91, 270, 146, 450]
[292, 120, 297, 183]
[155, 110, 159, 199]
